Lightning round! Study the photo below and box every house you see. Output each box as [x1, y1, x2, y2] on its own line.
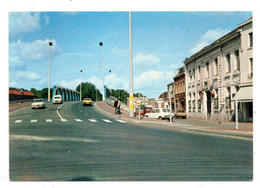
[9, 88, 36, 101]
[174, 66, 186, 113]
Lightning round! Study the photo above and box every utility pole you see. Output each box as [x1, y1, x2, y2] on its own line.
[129, 12, 134, 117]
[48, 42, 53, 102]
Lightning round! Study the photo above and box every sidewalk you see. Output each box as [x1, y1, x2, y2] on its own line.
[95, 101, 253, 138]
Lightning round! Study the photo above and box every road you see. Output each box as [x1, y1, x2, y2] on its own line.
[9, 101, 253, 181]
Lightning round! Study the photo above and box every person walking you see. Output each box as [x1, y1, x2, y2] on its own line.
[117, 99, 121, 114]
[114, 99, 118, 114]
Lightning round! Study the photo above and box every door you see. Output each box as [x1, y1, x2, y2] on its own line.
[206, 91, 211, 119]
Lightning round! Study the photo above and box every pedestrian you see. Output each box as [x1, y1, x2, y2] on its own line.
[117, 99, 121, 114]
[114, 99, 118, 114]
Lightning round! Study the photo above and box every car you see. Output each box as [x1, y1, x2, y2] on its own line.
[145, 108, 174, 120]
[53, 95, 62, 104]
[83, 98, 92, 106]
[135, 107, 153, 116]
[31, 98, 45, 109]
[175, 110, 187, 119]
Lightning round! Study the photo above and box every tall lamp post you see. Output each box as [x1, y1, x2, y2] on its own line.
[48, 42, 53, 102]
[129, 12, 134, 117]
[80, 70, 83, 101]
[99, 42, 105, 101]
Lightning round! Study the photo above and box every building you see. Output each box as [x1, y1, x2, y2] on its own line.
[174, 66, 186, 112]
[167, 82, 175, 112]
[184, 17, 253, 121]
[232, 18, 253, 122]
[9, 88, 36, 101]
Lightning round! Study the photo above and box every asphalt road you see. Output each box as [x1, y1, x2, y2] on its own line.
[9, 101, 253, 181]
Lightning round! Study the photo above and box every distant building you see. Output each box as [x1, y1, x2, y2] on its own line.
[9, 88, 36, 101]
[167, 82, 175, 112]
[174, 66, 186, 113]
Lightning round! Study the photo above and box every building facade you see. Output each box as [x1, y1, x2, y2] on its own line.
[184, 17, 253, 121]
[174, 67, 186, 112]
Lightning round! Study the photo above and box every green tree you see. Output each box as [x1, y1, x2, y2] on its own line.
[76, 82, 102, 101]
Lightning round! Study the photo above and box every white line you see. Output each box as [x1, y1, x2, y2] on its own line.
[30, 120, 37, 123]
[85, 114, 88, 116]
[75, 119, 83, 122]
[14, 120, 22, 123]
[60, 119, 68, 122]
[116, 119, 127, 123]
[57, 104, 65, 120]
[46, 119, 52, 123]
[88, 119, 98, 123]
[102, 119, 112, 123]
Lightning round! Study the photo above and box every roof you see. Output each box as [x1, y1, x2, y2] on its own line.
[9, 89, 35, 96]
[232, 86, 253, 102]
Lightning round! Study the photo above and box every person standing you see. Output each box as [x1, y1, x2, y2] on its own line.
[114, 99, 118, 114]
[117, 99, 121, 114]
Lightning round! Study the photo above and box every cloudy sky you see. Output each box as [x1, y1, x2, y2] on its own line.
[9, 11, 252, 98]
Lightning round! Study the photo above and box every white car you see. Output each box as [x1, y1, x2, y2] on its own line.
[31, 98, 45, 109]
[53, 95, 62, 104]
[145, 108, 173, 120]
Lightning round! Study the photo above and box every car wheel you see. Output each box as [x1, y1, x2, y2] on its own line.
[158, 117, 162, 120]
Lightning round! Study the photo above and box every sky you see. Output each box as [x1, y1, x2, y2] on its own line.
[9, 11, 252, 98]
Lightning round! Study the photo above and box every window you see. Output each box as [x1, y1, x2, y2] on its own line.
[214, 58, 218, 76]
[250, 58, 253, 74]
[193, 69, 195, 83]
[189, 71, 192, 84]
[226, 54, 231, 73]
[235, 50, 240, 71]
[249, 32, 253, 47]
[198, 66, 201, 80]
[206, 62, 209, 78]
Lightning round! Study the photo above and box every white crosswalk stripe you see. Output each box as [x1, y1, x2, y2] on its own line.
[88, 119, 98, 123]
[102, 119, 112, 123]
[116, 119, 127, 123]
[30, 120, 37, 123]
[60, 119, 68, 122]
[14, 120, 22, 123]
[46, 119, 52, 123]
[75, 119, 83, 122]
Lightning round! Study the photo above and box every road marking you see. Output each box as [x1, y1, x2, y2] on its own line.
[88, 119, 98, 123]
[75, 119, 83, 122]
[57, 103, 65, 120]
[46, 119, 53, 123]
[14, 120, 22, 123]
[60, 119, 68, 122]
[116, 119, 127, 123]
[30, 120, 37, 123]
[102, 119, 112, 123]
[85, 114, 88, 116]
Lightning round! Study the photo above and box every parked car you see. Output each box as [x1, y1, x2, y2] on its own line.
[175, 110, 187, 119]
[83, 98, 92, 106]
[145, 108, 173, 120]
[31, 98, 45, 109]
[53, 95, 62, 104]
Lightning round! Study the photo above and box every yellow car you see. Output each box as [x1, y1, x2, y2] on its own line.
[83, 98, 92, 106]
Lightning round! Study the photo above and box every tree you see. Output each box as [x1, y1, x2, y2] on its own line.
[76, 82, 102, 101]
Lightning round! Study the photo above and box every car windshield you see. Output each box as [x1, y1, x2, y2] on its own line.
[54, 96, 61, 99]
[162, 109, 170, 112]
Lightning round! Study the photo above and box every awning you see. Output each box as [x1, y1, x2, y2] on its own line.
[232, 86, 253, 102]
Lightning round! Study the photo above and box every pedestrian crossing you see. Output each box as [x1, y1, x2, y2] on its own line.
[12, 118, 127, 125]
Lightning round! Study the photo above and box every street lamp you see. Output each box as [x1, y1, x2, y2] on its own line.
[99, 42, 105, 101]
[129, 12, 134, 117]
[48, 42, 53, 102]
[80, 70, 83, 101]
